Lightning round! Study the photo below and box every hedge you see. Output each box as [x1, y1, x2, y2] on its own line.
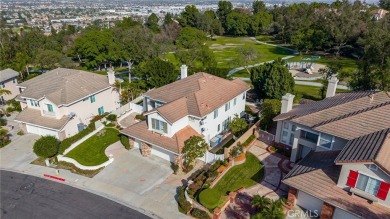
[198, 189, 222, 210]
[178, 186, 192, 214]
[33, 136, 60, 158]
[120, 135, 131, 150]
[191, 208, 210, 219]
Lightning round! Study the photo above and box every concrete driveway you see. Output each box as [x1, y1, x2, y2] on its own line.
[0, 133, 40, 170]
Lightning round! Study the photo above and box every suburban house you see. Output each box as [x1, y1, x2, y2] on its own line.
[0, 68, 20, 104]
[14, 68, 120, 140]
[273, 78, 390, 218]
[121, 66, 250, 163]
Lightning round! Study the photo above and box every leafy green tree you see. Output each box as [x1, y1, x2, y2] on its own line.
[225, 12, 249, 36]
[379, 0, 390, 10]
[251, 195, 271, 211]
[250, 59, 295, 99]
[179, 5, 199, 27]
[163, 13, 174, 26]
[115, 17, 141, 29]
[260, 99, 281, 130]
[228, 114, 248, 136]
[34, 49, 62, 70]
[253, 200, 285, 219]
[176, 27, 207, 49]
[33, 136, 60, 158]
[253, 1, 267, 14]
[182, 136, 208, 169]
[217, 0, 233, 29]
[146, 13, 160, 32]
[0, 89, 11, 96]
[138, 58, 177, 88]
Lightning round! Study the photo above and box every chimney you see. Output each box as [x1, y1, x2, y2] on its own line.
[326, 76, 339, 98]
[107, 68, 116, 85]
[181, 65, 188, 79]
[281, 93, 295, 113]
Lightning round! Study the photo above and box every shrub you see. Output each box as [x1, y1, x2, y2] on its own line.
[90, 113, 108, 123]
[199, 189, 222, 210]
[59, 125, 95, 154]
[191, 208, 210, 219]
[171, 163, 179, 174]
[7, 99, 22, 112]
[17, 131, 24, 135]
[106, 114, 117, 121]
[178, 186, 192, 214]
[0, 118, 7, 126]
[6, 106, 14, 113]
[0, 139, 11, 148]
[33, 136, 60, 158]
[105, 122, 115, 127]
[120, 135, 131, 150]
[135, 114, 146, 121]
[229, 145, 243, 158]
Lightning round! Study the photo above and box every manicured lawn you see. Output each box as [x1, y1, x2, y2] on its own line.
[66, 128, 120, 166]
[294, 84, 349, 101]
[199, 152, 264, 210]
[207, 36, 292, 69]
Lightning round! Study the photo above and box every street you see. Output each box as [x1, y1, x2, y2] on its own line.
[0, 170, 151, 219]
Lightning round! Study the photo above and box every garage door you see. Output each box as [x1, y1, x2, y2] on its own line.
[333, 208, 360, 219]
[151, 146, 175, 162]
[297, 191, 323, 214]
[26, 125, 59, 138]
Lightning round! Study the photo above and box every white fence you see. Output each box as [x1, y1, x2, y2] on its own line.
[57, 155, 114, 170]
[111, 102, 144, 118]
[129, 102, 144, 114]
[198, 151, 224, 164]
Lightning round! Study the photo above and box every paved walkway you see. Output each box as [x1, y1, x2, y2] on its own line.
[118, 112, 138, 128]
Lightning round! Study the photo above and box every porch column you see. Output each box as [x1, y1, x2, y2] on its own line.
[290, 129, 301, 163]
[141, 142, 152, 156]
[320, 202, 335, 219]
[287, 187, 298, 208]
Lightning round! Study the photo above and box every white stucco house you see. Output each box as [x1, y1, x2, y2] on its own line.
[14, 68, 120, 140]
[273, 78, 390, 218]
[121, 66, 250, 163]
[0, 68, 20, 104]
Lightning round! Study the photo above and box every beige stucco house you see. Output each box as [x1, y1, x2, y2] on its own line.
[273, 79, 390, 218]
[0, 68, 20, 104]
[121, 67, 249, 163]
[14, 68, 120, 140]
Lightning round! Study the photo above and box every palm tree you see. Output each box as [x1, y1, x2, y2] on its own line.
[0, 89, 11, 96]
[258, 200, 285, 219]
[251, 195, 271, 211]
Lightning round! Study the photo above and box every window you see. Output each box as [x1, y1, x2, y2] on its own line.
[368, 164, 378, 171]
[90, 95, 96, 103]
[281, 130, 289, 143]
[356, 174, 381, 196]
[217, 124, 220, 132]
[1, 83, 4, 88]
[222, 118, 229, 131]
[233, 98, 237, 106]
[243, 93, 246, 100]
[281, 122, 296, 146]
[289, 133, 294, 145]
[214, 109, 218, 119]
[225, 102, 230, 111]
[13, 78, 16, 84]
[47, 104, 54, 112]
[300, 130, 319, 143]
[318, 133, 334, 149]
[151, 118, 168, 134]
[98, 106, 104, 115]
[155, 101, 164, 108]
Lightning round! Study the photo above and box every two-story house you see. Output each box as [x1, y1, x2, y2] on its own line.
[273, 79, 390, 218]
[120, 66, 250, 163]
[14, 68, 120, 140]
[0, 68, 20, 104]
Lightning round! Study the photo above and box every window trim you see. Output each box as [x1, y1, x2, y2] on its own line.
[90, 95, 96, 103]
[214, 109, 218, 119]
[317, 133, 335, 150]
[356, 172, 382, 196]
[225, 102, 230, 111]
[47, 104, 54, 112]
[98, 106, 104, 115]
[151, 118, 168, 134]
[300, 129, 319, 144]
[233, 98, 237, 106]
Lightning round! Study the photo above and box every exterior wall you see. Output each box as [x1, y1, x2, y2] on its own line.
[170, 116, 189, 137]
[337, 163, 390, 207]
[188, 116, 201, 133]
[1, 77, 20, 101]
[39, 98, 62, 119]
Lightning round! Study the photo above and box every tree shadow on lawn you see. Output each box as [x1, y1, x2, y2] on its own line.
[268, 46, 294, 56]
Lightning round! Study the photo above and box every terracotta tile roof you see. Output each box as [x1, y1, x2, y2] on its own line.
[336, 128, 390, 174]
[144, 73, 249, 121]
[283, 151, 390, 219]
[0, 68, 19, 82]
[120, 121, 201, 154]
[14, 108, 70, 130]
[274, 91, 390, 139]
[18, 68, 111, 105]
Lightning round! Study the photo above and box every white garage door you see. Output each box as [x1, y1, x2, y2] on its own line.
[297, 191, 323, 214]
[151, 146, 175, 162]
[26, 125, 59, 138]
[333, 208, 360, 219]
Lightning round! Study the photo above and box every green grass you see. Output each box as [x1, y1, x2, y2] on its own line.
[66, 128, 120, 166]
[214, 152, 263, 194]
[199, 152, 263, 210]
[294, 84, 349, 101]
[207, 36, 292, 69]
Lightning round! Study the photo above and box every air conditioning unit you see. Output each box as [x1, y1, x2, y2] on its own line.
[200, 120, 204, 125]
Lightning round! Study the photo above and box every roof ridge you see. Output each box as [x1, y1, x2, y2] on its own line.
[313, 101, 390, 128]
